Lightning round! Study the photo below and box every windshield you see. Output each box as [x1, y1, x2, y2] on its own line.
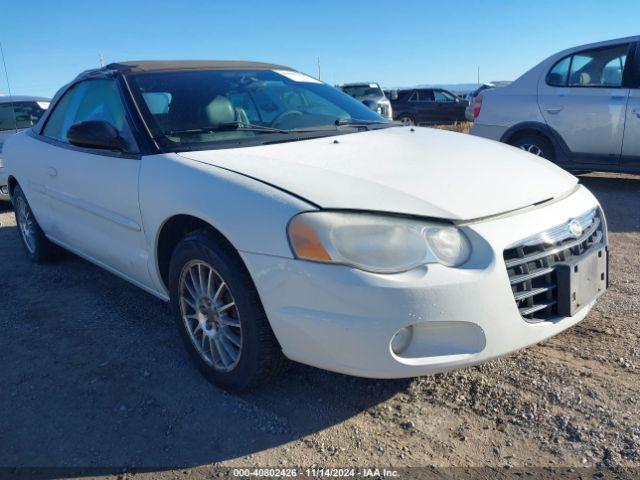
[0, 101, 49, 132]
[341, 84, 384, 99]
[128, 69, 389, 150]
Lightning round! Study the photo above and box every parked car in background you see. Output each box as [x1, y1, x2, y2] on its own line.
[471, 36, 640, 174]
[0, 96, 50, 200]
[464, 82, 511, 121]
[391, 88, 468, 126]
[338, 82, 393, 119]
[5, 61, 607, 392]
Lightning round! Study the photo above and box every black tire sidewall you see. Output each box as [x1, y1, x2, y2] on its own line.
[168, 232, 274, 391]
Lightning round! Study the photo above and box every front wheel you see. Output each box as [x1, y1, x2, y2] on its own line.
[13, 185, 61, 263]
[168, 230, 287, 392]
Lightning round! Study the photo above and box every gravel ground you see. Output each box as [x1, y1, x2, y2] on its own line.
[0, 172, 638, 479]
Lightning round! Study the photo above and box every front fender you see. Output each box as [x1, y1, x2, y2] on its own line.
[139, 153, 315, 293]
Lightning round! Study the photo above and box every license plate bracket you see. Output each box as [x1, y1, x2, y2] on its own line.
[556, 247, 607, 317]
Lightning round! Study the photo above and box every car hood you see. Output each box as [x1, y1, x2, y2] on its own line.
[177, 127, 577, 221]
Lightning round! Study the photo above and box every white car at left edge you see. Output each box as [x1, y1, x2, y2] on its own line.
[0, 96, 50, 201]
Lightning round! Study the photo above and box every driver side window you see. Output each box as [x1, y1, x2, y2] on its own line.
[43, 79, 135, 149]
[417, 90, 435, 102]
[434, 90, 456, 102]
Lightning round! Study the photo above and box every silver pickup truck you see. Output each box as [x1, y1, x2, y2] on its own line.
[337, 82, 393, 120]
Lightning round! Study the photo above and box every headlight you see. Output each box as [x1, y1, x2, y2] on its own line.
[288, 211, 471, 273]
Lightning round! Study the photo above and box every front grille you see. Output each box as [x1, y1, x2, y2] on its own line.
[378, 104, 390, 118]
[503, 208, 605, 323]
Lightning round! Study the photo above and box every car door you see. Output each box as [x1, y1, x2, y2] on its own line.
[621, 43, 640, 171]
[538, 43, 631, 167]
[433, 89, 464, 122]
[38, 78, 152, 286]
[403, 90, 421, 122]
[415, 89, 436, 124]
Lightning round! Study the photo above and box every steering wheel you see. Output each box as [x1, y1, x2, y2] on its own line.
[271, 110, 303, 128]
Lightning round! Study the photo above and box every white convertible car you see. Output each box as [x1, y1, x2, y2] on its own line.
[4, 61, 608, 391]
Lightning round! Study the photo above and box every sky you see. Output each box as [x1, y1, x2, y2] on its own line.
[1, 0, 639, 98]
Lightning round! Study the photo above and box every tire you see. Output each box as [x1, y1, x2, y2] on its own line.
[168, 229, 287, 392]
[509, 134, 554, 161]
[13, 185, 61, 263]
[398, 115, 415, 127]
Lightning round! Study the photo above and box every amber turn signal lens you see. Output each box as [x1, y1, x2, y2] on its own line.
[288, 216, 332, 261]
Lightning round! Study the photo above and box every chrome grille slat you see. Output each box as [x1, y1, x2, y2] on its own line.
[519, 300, 557, 316]
[505, 219, 602, 268]
[518, 209, 596, 246]
[514, 285, 556, 301]
[503, 208, 605, 323]
[509, 267, 555, 285]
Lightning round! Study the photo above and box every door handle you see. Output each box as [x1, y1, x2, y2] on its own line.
[633, 108, 640, 119]
[545, 106, 563, 114]
[46, 167, 58, 178]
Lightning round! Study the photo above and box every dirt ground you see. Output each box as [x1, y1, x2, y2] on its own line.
[0, 172, 638, 479]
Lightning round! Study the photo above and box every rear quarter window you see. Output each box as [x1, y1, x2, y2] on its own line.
[547, 56, 571, 86]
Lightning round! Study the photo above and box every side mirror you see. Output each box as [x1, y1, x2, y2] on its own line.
[67, 120, 127, 151]
[390, 90, 398, 101]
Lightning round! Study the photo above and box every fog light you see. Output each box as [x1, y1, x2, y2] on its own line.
[391, 326, 413, 355]
[0, 186, 8, 195]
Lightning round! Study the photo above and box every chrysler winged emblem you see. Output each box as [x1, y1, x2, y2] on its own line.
[568, 219, 583, 238]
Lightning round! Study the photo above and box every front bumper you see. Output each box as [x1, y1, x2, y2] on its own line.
[241, 186, 602, 378]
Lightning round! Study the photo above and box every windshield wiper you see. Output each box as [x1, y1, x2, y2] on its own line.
[219, 122, 292, 133]
[334, 118, 397, 129]
[164, 119, 396, 140]
[287, 124, 339, 132]
[166, 122, 290, 136]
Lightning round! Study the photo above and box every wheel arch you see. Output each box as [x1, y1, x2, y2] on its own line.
[7, 175, 19, 198]
[500, 121, 571, 163]
[501, 121, 552, 143]
[155, 214, 245, 294]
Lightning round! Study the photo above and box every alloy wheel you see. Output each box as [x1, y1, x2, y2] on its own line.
[519, 143, 544, 156]
[16, 196, 36, 254]
[400, 116, 414, 126]
[178, 260, 242, 372]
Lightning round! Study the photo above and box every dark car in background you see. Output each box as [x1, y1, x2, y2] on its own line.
[390, 88, 468, 126]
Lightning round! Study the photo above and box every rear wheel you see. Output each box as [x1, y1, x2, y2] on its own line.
[13, 185, 61, 263]
[168, 229, 287, 392]
[509, 134, 554, 161]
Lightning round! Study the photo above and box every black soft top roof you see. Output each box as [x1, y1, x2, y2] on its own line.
[105, 60, 294, 74]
